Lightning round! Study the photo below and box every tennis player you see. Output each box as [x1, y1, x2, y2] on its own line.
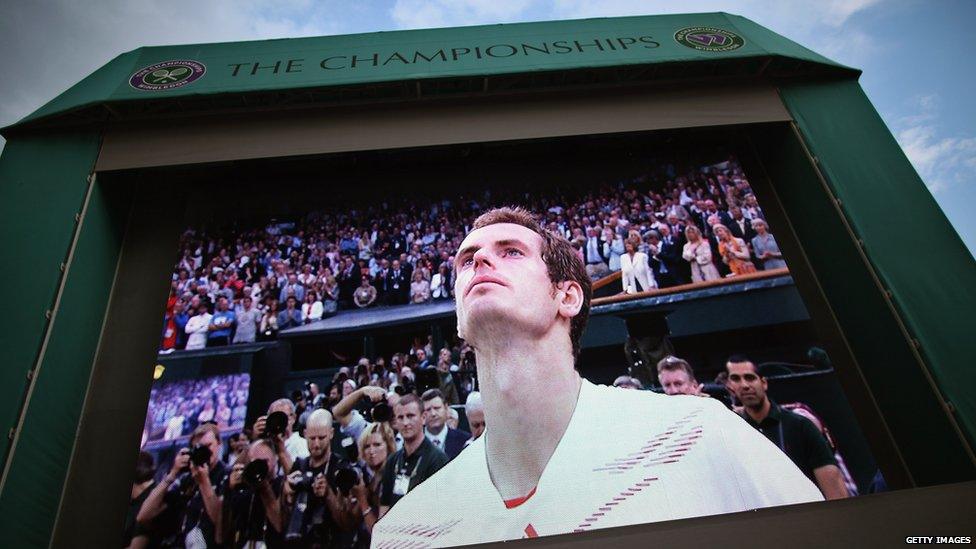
[373, 207, 822, 547]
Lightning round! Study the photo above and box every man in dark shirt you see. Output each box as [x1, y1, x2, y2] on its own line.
[725, 355, 849, 500]
[379, 394, 448, 516]
[137, 424, 227, 546]
[282, 409, 358, 547]
[223, 439, 285, 547]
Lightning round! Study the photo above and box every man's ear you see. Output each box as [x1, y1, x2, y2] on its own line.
[555, 280, 584, 319]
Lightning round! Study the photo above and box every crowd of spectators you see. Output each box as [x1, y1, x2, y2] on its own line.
[142, 374, 251, 445]
[159, 153, 788, 351]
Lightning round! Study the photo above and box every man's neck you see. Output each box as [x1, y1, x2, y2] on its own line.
[310, 449, 331, 469]
[403, 434, 424, 456]
[475, 332, 581, 500]
[745, 398, 772, 423]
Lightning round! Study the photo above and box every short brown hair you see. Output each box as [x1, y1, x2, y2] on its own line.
[656, 355, 697, 382]
[421, 388, 444, 403]
[189, 422, 220, 445]
[469, 206, 592, 361]
[396, 393, 422, 412]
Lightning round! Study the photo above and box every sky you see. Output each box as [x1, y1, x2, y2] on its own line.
[1, 0, 973, 256]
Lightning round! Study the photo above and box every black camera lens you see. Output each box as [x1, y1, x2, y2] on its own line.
[264, 410, 289, 438]
[370, 400, 392, 423]
[334, 467, 358, 495]
[189, 445, 212, 467]
[243, 459, 269, 485]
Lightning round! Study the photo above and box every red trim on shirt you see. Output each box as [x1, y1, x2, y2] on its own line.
[503, 486, 537, 509]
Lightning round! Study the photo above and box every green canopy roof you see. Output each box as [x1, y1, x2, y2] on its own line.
[5, 12, 856, 133]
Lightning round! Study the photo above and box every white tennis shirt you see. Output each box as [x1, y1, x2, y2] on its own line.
[373, 380, 823, 548]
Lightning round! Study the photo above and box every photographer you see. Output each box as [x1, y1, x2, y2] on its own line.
[222, 439, 285, 547]
[252, 399, 309, 474]
[137, 423, 226, 547]
[331, 385, 389, 443]
[281, 409, 360, 547]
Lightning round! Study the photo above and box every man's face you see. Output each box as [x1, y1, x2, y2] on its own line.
[392, 260, 400, 271]
[467, 408, 485, 439]
[305, 422, 334, 461]
[726, 361, 767, 408]
[659, 369, 697, 396]
[453, 223, 561, 342]
[217, 297, 228, 312]
[423, 397, 448, 431]
[416, 349, 426, 363]
[195, 431, 221, 466]
[248, 442, 277, 477]
[231, 434, 248, 453]
[394, 401, 424, 442]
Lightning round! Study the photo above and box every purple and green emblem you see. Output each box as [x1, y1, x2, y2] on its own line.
[674, 27, 745, 52]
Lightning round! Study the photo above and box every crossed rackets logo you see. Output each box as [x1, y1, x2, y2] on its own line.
[130, 60, 206, 91]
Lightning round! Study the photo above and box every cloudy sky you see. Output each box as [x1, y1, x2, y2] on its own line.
[2, 0, 973, 255]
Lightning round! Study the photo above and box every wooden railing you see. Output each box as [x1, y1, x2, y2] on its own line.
[591, 267, 791, 306]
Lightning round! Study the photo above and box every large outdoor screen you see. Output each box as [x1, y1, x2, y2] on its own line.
[122, 135, 883, 548]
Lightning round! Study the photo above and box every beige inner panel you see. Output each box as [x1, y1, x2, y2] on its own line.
[96, 84, 790, 171]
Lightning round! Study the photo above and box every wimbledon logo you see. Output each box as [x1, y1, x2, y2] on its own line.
[674, 27, 745, 53]
[129, 60, 206, 91]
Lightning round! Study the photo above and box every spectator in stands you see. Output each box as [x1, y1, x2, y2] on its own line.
[301, 290, 323, 324]
[619, 238, 656, 294]
[656, 224, 688, 285]
[583, 227, 609, 279]
[207, 296, 235, 347]
[279, 273, 306, 304]
[410, 270, 431, 304]
[751, 218, 788, 270]
[464, 391, 486, 443]
[725, 355, 849, 500]
[604, 227, 625, 273]
[430, 263, 452, 300]
[682, 225, 721, 282]
[421, 388, 470, 461]
[379, 394, 448, 516]
[354, 276, 378, 308]
[184, 304, 212, 351]
[259, 299, 280, 340]
[232, 296, 259, 344]
[656, 355, 704, 396]
[714, 224, 757, 276]
[388, 260, 410, 305]
[277, 295, 302, 331]
[322, 276, 339, 315]
[354, 422, 397, 541]
[726, 206, 757, 243]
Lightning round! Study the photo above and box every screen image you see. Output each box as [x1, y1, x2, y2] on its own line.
[123, 138, 881, 548]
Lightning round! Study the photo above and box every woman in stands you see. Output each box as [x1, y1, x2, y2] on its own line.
[322, 276, 339, 315]
[410, 270, 431, 304]
[259, 299, 280, 340]
[682, 225, 722, 282]
[301, 290, 324, 324]
[714, 223, 757, 276]
[750, 218, 788, 270]
[619, 238, 657, 294]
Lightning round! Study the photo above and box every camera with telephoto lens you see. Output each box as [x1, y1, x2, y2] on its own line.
[242, 459, 269, 486]
[334, 466, 359, 496]
[361, 396, 392, 423]
[189, 444, 212, 467]
[263, 410, 289, 438]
